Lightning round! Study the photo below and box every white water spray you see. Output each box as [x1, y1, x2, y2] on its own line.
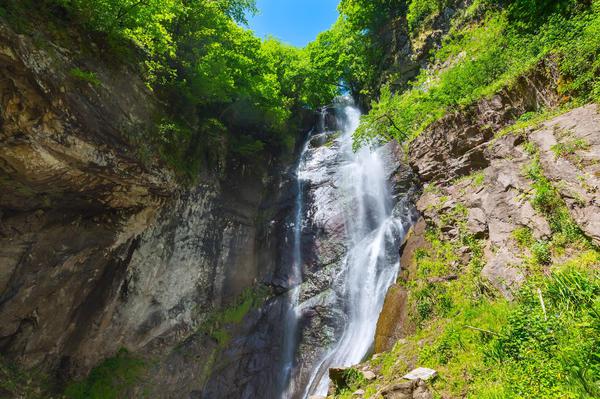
[299, 102, 406, 397]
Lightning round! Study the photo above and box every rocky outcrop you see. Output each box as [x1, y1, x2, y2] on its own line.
[409, 58, 560, 184]
[372, 56, 600, 373]
[0, 20, 307, 398]
[0, 19, 174, 374]
[380, 380, 432, 399]
[530, 105, 600, 245]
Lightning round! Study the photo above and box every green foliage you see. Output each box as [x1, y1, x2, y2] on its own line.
[525, 156, 589, 248]
[513, 226, 534, 248]
[332, 368, 367, 396]
[3, 0, 340, 180]
[407, 0, 444, 33]
[531, 240, 552, 265]
[64, 349, 145, 399]
[551, 138, 590, 159]
[354, 1, 600, 148]
[69, 67, 100, 86]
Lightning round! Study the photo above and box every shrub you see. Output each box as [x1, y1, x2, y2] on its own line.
[407, 0, 443, 33]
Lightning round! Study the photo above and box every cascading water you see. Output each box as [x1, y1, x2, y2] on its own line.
[280, 124, 313, 397]
[281, 98, 414, 398]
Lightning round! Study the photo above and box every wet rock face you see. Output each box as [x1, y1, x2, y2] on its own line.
[0, 20, 174, 374]
[0, 20, 296, 397]
[284, 129, 418, 393]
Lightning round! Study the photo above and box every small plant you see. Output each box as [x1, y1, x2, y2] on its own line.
[531, 241, 552, 265]
[551, 138, 590, 159]
[69, 67, 101, 86]
[513, 227, 534, 248]
[522, 141, 538, 155]
[518, 111, 537, 122]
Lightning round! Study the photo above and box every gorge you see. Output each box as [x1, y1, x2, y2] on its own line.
[1, 1, 599, 399]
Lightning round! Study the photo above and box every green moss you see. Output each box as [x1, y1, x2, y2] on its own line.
[69, 68, 101, 86]
[197, 286, 269, 347]
[63, 349, 144, 399]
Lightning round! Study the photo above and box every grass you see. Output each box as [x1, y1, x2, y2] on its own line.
[354, 0, 600, 149]
[333, 244, 599, 399]
[69, 68, 101, 86]
[551, 137, 590, 159]
[454, 170, 485, 187]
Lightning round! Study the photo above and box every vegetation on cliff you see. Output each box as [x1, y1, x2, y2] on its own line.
[352, 0, 600, 147]
[1, 0, 341, 181]
[1, 1, 599, 398]
[322, 1, 600, 398]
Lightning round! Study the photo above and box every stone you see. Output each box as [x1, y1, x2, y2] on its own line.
[309, 396, 326, 399]
[466, 207, 488, 238]
[353, 389, 366, 396]
[381, 381, 416, 399]
[374, 284, 409, 353]
[402, 367, 438, 381]
[482, 248, 525, 300]
[530, 105, 600, 246]
[362, 370, 377, 381]
[413, 380, 434, 399]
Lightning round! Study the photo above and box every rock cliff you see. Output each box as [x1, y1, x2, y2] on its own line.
[0, 20, 307, 398]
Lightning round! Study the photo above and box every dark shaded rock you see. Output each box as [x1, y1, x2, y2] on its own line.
[0, 19, 304, 399]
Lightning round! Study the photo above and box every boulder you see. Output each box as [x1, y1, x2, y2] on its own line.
[403, 367, 437, 381]
[381, 379, 433, 399]
[362, 370, 377, 381]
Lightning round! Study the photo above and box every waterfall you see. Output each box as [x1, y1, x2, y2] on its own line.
[281, 98, 413, 398]
[280, 124, 313, 397]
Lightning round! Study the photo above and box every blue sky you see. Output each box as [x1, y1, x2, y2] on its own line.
[248, 0, 340, 47]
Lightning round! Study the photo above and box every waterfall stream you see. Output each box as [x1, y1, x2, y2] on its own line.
[282, 98, 413, 398]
